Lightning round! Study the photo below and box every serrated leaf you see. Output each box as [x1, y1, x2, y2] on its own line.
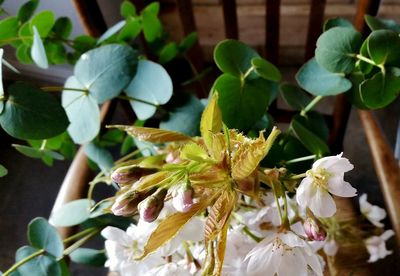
[365, 15, 400, 33]
[31, 26, 48, 69]
[97, 20, 126, 44]
[296, 58, 352, 96]
[136, 194, 216, 260]
[180, 142, 210, 163]
[133, 171, 171, 191]
[231, 127, 280, 180]
[251, 57, 281, 82]
[200, 93, 222, 151]
[16, 246, 61, 276]
[279, 83, 311, 110]
[213, 221, 229, 276]
[50, 199, 94, 227]
[126, 60, 173, 120]
[315, 27, 362, 73]
[62, 76, 100, 144]
[209, 133, 226, 163]
[70, 248, 106, 267]
[28, 218, 64, 258]
[113, 125, 191, 143]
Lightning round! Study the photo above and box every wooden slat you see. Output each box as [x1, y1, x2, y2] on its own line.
[304, 0, 326, 60]
[359, 111, 400, 246]
[71, 0, 108, 37]
[265, 0, 280, 64]
[222, 0, 239, 39]
[354, 0, 382, 36]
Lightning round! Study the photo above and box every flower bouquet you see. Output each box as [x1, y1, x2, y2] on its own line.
[0, 1, 398, 275]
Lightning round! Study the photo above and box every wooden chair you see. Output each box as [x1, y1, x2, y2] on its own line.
[54, 0, 400, 273]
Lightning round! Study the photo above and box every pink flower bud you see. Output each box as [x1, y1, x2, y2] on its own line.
[138, 188, 167, 222]
[111, 189, 141, 217]
[304, 218, 326, 241]
[166, 151, 181, 164]
[111, 165, 156, 185]
[172, 185, 194, 213]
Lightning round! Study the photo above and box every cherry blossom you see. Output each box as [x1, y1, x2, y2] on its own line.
[359, 193, 387, 228]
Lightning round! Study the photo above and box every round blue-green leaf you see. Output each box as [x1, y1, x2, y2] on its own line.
[0, 164, 7, 177]
[323, 17, 353, 32]
[126, 60, 173, 120]
[0, 82, 69, 140]
[74, 44, 138, 103]
[367, 30, 400, 66]
[213, 73, 275, 131]
[160, 94, 204, 136]
[17, 0, 39, 23]
[97, 20, 126, 44]
[251, 57, 281, 82]
[52, 17, 72, 39]
[62, 76, 100, 144]
[84, 142, 113, 174]
[279, 83, 311, 110]
[360, 69, 400, 109]
[0, 17, 19, 46]
[28, 218, 64, 258]
[70, 248, 107, 267]
[214, 39, 260, 77]
[50, 199, 95, 227]
[16, 246, 61, 276]
[357, 39, 373, 75]
[364, 15, 400, 33]
[30, 10, 55, 38]
[315, 27, 362, 73]
[31, 26, 48, 69]
[296, 58, 352, 96]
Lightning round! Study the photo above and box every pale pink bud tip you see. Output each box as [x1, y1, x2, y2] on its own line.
[304, 218, 326, 241]
[173, 186, 194, 213]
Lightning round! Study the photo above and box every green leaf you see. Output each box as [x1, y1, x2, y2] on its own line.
[17, 0, 39, 23]
[28, 218, 64, 258]
[13, 144, 43, 158]
[179, 32, 198, 53]
[51, 17, 72, 39]
[323, 17, 353, 32]
[30, 10, 55, 38]
[19, 22, 33, 46]
[45, 42, 66, 64]
[279, 83, 311, 110]
[290, 118, 329, 156]
[364, 15, 400, 33]
[160, 94, 204, 136]
[0, 164, 7, 177]
[126, 60, 173, 120]
[213, 73, 275, 131]
[0, 82, 69, 140]
[117, 18, 141, 41]
[293, 113, 329, 141]
[296, 58, 352, 96]
[357, 39, 374, 75]
[141, 2, 162, 42]
[101, 129, 125, 146]
[113, 125, 191, 143]
[360, 69, 400, 109]
[121, 1, 137, 18]
[16, 246, 61, 276]
[180, 142, 210, 162]
[367, 30, 400, 66]
[251, 57, 281, 81]
[84, 142, 114, 174]
[73, 35, 96, 52]
[49, 199, 94, 227]
[74, 44, 138, 103]
[200, 93, 222, 151]
[159, 42, 179, 64]
[97, 20, 126, 44]
[0, 49, 3, 109]
[0, 17, 19, 46]
[62, 76, 100, 144]
[214, 39, 260, 77]
[31, 26, 49, 69]
[16, 44, 33, 64]
[70, 248, 106, 267]
[345, 73, 369, 109]
[315, 27, 362, 73]
[58, 260, 70, 276]
[121, 135, 134, 155]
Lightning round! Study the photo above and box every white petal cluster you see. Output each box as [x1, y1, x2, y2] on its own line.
[365, 230, 395, 263]
[296, 153, 356, 217]
[359, 194, 387, 228]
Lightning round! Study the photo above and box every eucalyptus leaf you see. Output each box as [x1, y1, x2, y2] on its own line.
[279, 83, 311, 110]
[296, 58, 352, 96]
[52, 17, 72, 39]
[159, 42, 179, 64]
[290, 119, 329, 156]
[117, 18, 141, 41]
[315, 27, 362, 73]
[16, 246, 61, 276]
[0, 17, 19, 46]
[179, 32, 198, 53]
[364, 15, 400, 33]
[213, 73, 276, 131]
[13, 144, 43, 158]
[62, 76, 100, 144]
[251, 57, 281, 82]
[45, 42, 66, 64]
[28, 217, 64, 258]
[214, 39, 260, 77]
[16, 44, 33, 64]
[30, 10, 55, 37]
[0, 49, 3, 97]
[17, 0, 39, 23]
[0, 82, 69, 140]
[141, 2, 162, 42]
[126, 60, 173, 120]
[70, 248, 107, 267]
[31, 26, 49, 69]
[97, 20, 126, 44]
[357, 39, 373, 75]
[323, 17, 353, 32]
[360, 69, 400, 109]
[84, 142, 114, 174]
[121, 1, 137, 18]
[19, 22, 33, 46]
[345, 73, 369, 109]
[293, 113, 329, 141]
[160, 94, 204, 136]
[74, 44, 138, 103]
[367, 30, 400, 66]
[0, 164, 7, 177]
[49, 199, 95, 227]
[73, 35, 96, 52]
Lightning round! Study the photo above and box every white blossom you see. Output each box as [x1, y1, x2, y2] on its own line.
[296, 153, 356, 218]
[323, 239, 338, 256]
[143, 263, 192, 276]
[359, 194, 387, 228]
[245, 231, 323, 276]
[365, 230, 395, 263]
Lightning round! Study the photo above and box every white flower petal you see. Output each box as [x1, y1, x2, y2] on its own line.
[277, 248, 308, 276]
[328, 178, 357, 197]
[308, 188, 336, 218]
[359, 194, 387, 228]
[296, 177, 314, 208]
[323, 239, 338, 256]
[101, 226, 132, 246]
[313, 154, 353, 174]
[381, 229, 395, 241]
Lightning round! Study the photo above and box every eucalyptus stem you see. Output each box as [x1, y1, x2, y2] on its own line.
[118, 95, 159, 107]
[40, 140, 47, 151]
[272, 181, 285, 226]
[301, 96, 323, 116]
[41, 86, 88, 93]
[243, 226, 262, 242]
[63, 227, 97, 244]
[282, 192, 290, 229]
[290, 172, 307, 179]
[63, 229, 100, 255]
[285, 155, 316, 164]
[355, 54, 376, 66]
[3, 249, 45, 276]
[242, 66, 255, 80]
[115, 148, 145, 164]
